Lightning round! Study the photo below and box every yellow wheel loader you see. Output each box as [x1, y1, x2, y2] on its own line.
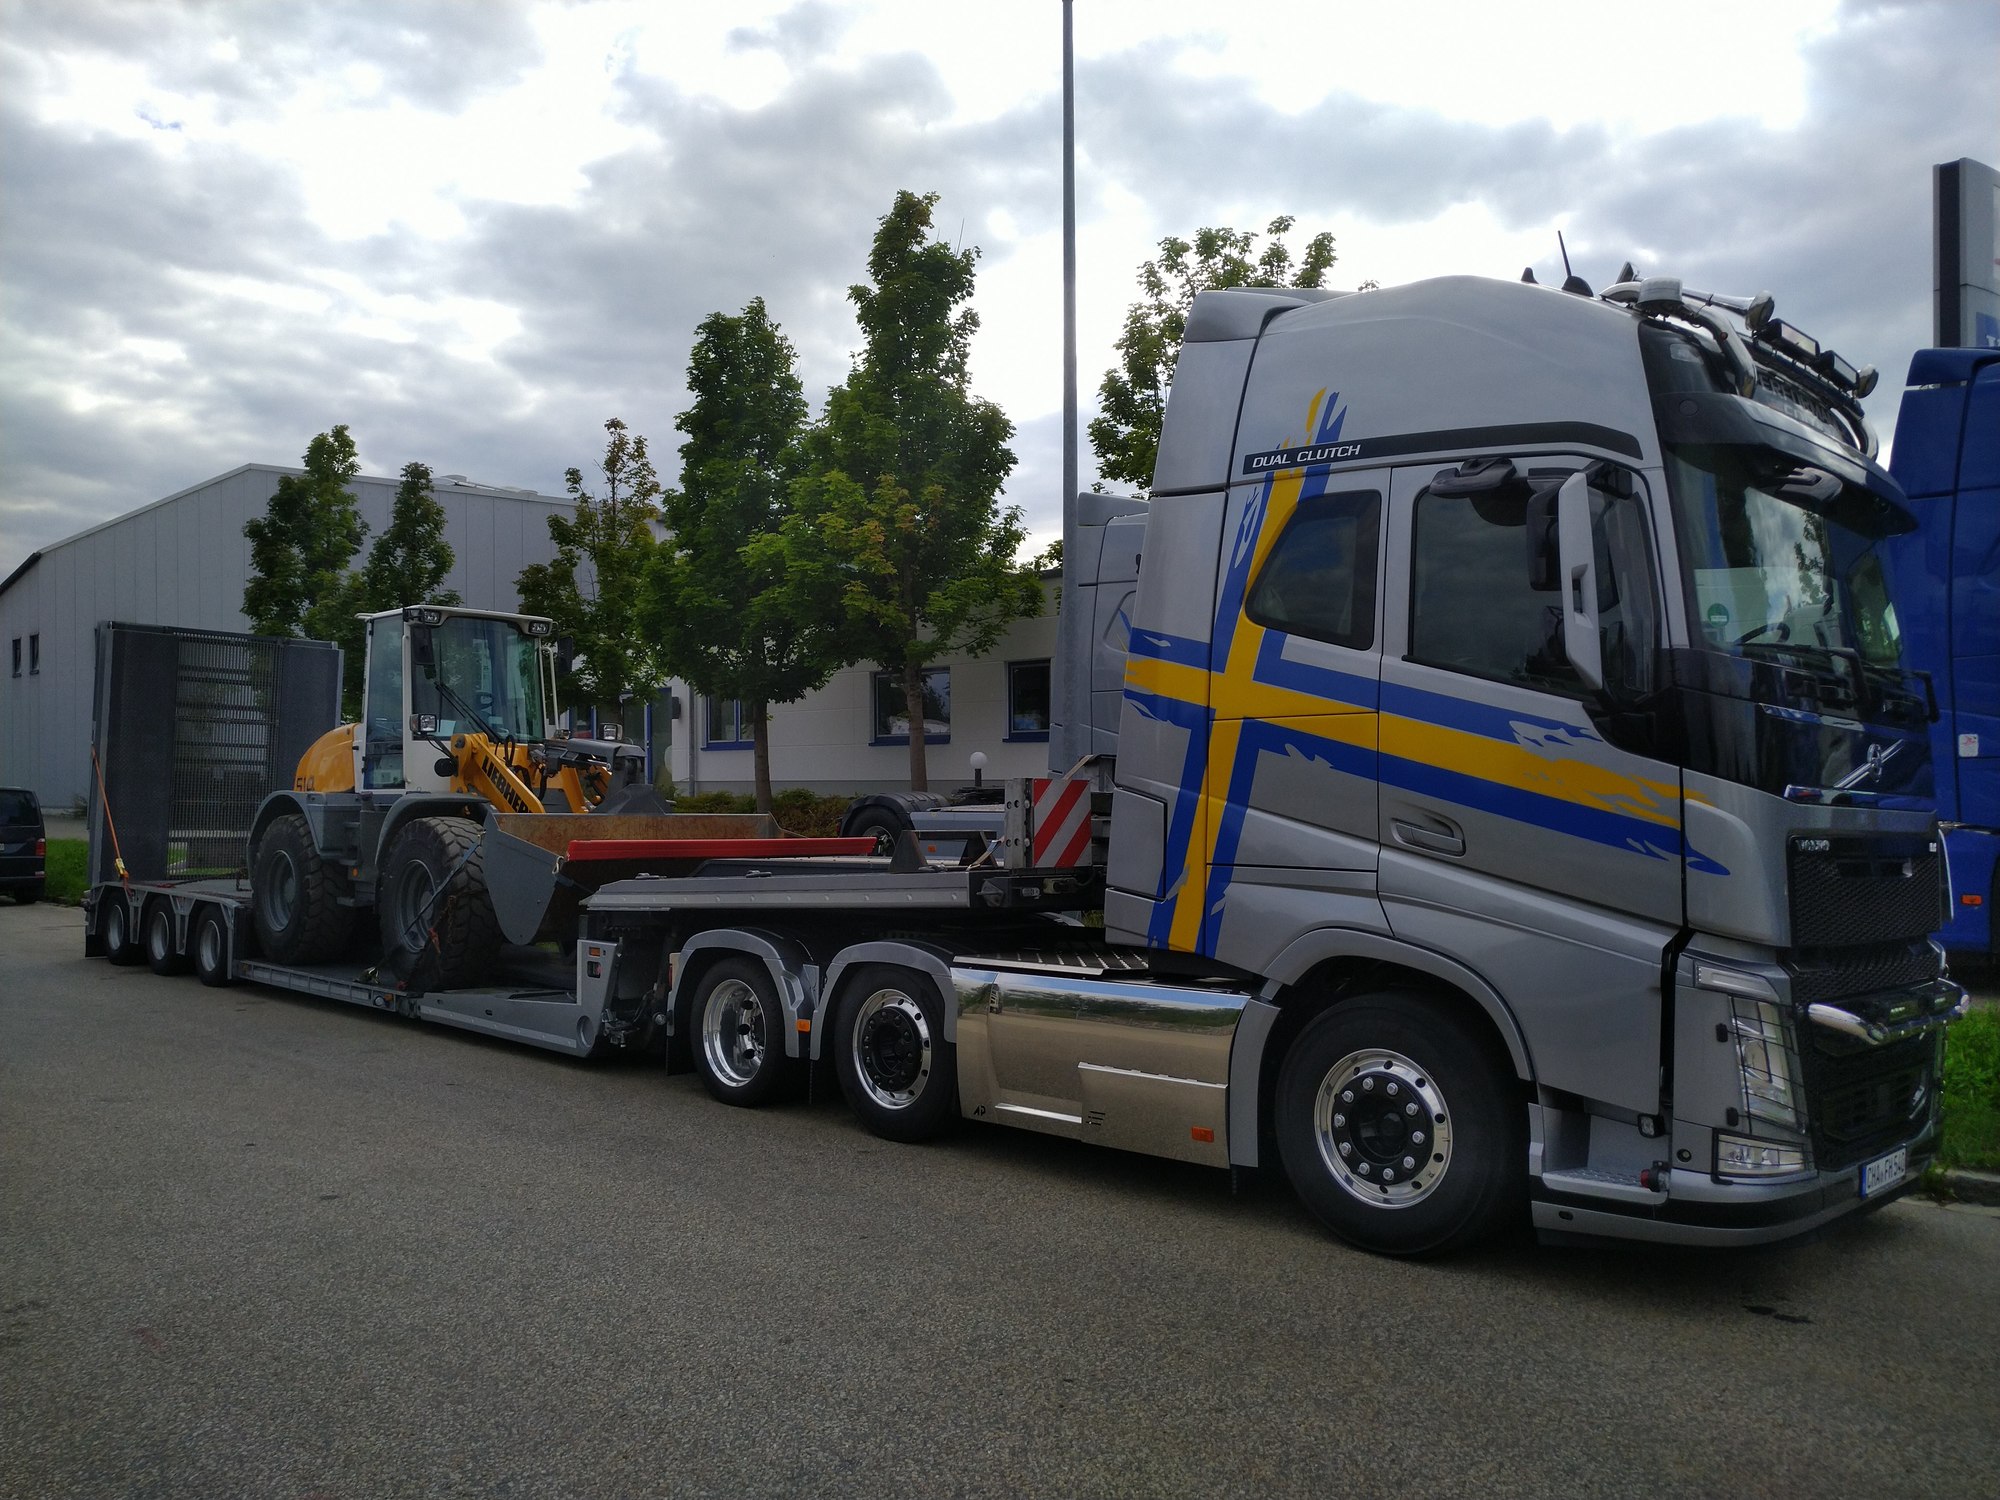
[248, 605, 720, 987]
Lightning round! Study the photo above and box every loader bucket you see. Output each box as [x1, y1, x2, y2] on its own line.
[479, 811, 875, 944]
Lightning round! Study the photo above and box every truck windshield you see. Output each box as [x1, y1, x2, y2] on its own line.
[412, 616, 547, 742]
[1663, 442, 1908, 669]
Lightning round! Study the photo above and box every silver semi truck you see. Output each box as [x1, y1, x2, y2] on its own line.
[89, 271, 1964, 1255]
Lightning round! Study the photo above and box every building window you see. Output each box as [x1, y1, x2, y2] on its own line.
[27, 634, 38, 676]
[872, 667, 950, 744]
[1007, 659, 1051, 741]
[704, 696, 753, 749]
[8, 638, 17, 678]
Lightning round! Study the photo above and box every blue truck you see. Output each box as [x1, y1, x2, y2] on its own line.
[1886, 348, 2000, 963]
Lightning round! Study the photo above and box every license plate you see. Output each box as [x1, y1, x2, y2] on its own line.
[1859, 1146, 1908, 1198]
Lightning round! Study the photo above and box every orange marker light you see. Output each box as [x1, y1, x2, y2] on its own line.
[1964, 894, 1983, 906]
[796, 1018, 812, 1033]
[1190, 1126, 1215, 1143]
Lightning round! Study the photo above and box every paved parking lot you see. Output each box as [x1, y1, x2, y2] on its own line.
[3, 901, 1997, 1499]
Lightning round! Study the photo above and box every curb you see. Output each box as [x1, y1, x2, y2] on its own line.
[1934, 1168, 2000, 1207]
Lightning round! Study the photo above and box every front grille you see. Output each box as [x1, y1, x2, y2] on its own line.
[1788, 835, 1944, 947]
[1800, 1030, 1937, 1171]
[1784, 940, 1942, 1005]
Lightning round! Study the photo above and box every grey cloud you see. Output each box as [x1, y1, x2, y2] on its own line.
[726, 1, 850, 68]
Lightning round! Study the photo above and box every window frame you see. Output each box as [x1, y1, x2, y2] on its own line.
[9, 638, 18, 678]
[1004, 658, 1052, 743]
[26, 634, 38, 676]
[871, 667, 951, 746]
[703, 696, 753, 751]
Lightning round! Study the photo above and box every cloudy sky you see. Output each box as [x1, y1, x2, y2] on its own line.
[1, 0, 1994, 581]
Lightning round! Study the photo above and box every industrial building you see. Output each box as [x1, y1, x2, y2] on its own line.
[1, 463, 1062, 809]
[0, 463, 573, 809]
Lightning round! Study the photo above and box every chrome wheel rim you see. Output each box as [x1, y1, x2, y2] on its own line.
[852, 988, 931, 1110]
[106, 899, 128, 950]
[198, 917, 223, 974]
[147, 908, 171, 962]
[1313, 1047, 1453, 1208]
[701, 978, 767, 1087]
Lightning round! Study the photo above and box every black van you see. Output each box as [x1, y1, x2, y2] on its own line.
[0, 787, 46, 904]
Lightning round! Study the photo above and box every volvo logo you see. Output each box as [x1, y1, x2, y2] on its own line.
[1834, 739, 1904, 791]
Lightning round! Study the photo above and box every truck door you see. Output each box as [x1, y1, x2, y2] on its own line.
[1375, 456, 1682, 1114]
[1195, 464, 1388, 962]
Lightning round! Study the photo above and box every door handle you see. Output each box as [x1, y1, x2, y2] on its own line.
[1392, 816, 1466, 857]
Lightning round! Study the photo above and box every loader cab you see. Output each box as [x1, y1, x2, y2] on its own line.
[358, 606, 558, 792]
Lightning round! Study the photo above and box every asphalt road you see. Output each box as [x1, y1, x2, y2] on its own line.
[3, 903, 1997, 1500]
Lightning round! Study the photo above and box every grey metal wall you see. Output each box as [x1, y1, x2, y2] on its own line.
[0, 464, 571, 809]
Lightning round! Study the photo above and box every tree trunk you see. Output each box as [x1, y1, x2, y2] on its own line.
[903, 657, 928, 791]
[751, 699, 773, 814]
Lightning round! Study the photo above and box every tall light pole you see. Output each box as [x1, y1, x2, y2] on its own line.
[1057, 0, 1084, 770]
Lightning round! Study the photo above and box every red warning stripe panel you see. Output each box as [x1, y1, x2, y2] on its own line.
[563, 837, 877, 862]
[1031, 777, 1094, 867]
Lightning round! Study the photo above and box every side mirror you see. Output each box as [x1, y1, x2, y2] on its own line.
[1556, 472, 1605, 692]
[410, 623, 435, 671]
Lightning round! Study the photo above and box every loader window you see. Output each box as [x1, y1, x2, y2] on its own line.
[410, 616, 548, 743]
[363, 617, 405, 788]
[1245, 489, 1380, 650]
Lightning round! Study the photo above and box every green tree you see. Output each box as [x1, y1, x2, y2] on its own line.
[242, 425, 367, 637]
[646, 298, 844, 812]
[791, 189, 1041, 791]
[517, 418, 666, 727]
[320, 462, 462, 716]
[1090, 217, 1340, 494]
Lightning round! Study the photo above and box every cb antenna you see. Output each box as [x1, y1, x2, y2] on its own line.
[1558, 229, 1573, 281]
[1555, 230, 1591, 297]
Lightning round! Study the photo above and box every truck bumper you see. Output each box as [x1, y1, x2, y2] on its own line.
[1532, 1151, 1935, 1248]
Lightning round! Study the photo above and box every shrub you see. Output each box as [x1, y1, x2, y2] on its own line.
[1940, 1005, 2000, 1172]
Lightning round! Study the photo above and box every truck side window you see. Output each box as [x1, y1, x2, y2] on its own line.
[1411, 480, 1659, 700]
[1411, 484, 1581, 695]
[1245, 489, 1381, 650]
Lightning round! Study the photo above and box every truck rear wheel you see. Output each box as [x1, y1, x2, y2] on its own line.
[833, 964, 958, 1143]
[252, 813, 354, 965]
[690, 957, 799, 1106]
[101, 891, 143, 966]
[144, 900, 187, 976]
[377, 816, 498, 989]
[1275, 992, 1523, 1257]
[192, 906, 235, 987]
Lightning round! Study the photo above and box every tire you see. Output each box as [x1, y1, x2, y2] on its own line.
[377, 816, 499, 989]
[102, 892, 143, 966]
[14, 883, 42, 905]
[689, 957, 799, 1107]
[252, 813, 354, 965]
[192, 906, 235, 987]
[1275, 991, 1524, 1257]
[833, 963, 958, 1143]
[144, 901, 187, 976]
[846, 809, 907, 857]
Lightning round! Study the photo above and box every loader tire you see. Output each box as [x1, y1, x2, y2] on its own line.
[252, 813, 355, 966]
[377, 816, 499, 990]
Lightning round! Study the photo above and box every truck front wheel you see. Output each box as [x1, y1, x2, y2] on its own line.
[833, 964, 958, 1143]
[377, 816, 498, 989]
[252, 813, 354, 965]
[690, 957, 799, 1106]
[1276, 992, 1523, 1256]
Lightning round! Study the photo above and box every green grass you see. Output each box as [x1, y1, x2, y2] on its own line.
[1938, 1004, 2000, 1173]
[44, 838, 88, 905]
[671, 789, 855, 838]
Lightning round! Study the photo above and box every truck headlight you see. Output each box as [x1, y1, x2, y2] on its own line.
[1715, 1133, 1809, 1179]
[1728, 995, 1804, 1132]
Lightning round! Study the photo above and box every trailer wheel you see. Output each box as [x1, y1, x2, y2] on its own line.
[848, 809, 904, 857]
[377, 816, 498, 989]
[833, 964, 958, 1143]
[253, 813, 354, 965]
[144, 900, 187, 976]
[102, 891, 143, 966]
[690, 957, 799, 1106]
[192, 906, 235, 987]
[1275, 991, 1523, 1257]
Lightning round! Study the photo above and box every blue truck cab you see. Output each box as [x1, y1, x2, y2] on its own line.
[1886, 347, 2000, 958]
